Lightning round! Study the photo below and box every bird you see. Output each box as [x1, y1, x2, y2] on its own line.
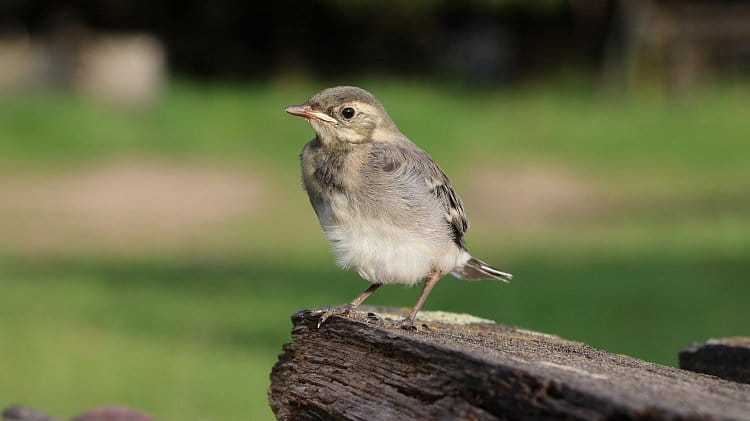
[285, 86, 512, 330]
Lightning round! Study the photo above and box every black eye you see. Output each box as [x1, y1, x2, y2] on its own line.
[341, 107, 356, 119]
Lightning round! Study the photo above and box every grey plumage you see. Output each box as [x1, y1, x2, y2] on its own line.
[286, 86, 512, 329]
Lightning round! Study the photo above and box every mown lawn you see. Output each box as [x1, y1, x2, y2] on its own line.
[1, 80, 748, 419]
[2, 79, 750, 176]
[2, 252, 748, 420]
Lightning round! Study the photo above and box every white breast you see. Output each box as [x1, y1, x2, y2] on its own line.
[317, 193, 466, 285]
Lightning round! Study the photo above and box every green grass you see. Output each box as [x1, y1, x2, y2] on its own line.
[2, 80, 749, 177]
[2, 253, 748, 419]
[1, 79, 749, 419]
[1, 267, 277, 420]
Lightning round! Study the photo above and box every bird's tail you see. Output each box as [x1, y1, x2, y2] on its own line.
[452, 256, 513, 282]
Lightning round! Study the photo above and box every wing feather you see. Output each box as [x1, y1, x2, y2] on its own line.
[424, 159, 469, 248]
[370, 143, 469, 248]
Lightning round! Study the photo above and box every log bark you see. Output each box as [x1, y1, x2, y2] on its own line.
[269, 307, 750, 420]
[680, 337, 750, 385]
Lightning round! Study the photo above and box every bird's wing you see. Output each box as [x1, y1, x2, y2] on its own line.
[370, 143, 469, 248]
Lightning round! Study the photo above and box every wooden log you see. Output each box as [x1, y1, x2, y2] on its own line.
[269, 307, 750, 420]
[680, 337, 750, 385]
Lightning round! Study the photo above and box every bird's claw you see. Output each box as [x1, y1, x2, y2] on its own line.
[314, 305, 352, 329]
[400, 318, 418, 331]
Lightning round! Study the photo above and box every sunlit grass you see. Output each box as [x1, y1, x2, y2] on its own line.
[2, 80, 749, 176]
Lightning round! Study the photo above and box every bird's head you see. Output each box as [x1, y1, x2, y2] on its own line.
[285, 86, 398, 145]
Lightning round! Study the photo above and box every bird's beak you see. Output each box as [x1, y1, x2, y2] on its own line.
[284, 104, 338, 124]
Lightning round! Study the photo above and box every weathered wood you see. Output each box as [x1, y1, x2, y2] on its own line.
[680, 337, 750, 385]
[269, 307, 750, 420]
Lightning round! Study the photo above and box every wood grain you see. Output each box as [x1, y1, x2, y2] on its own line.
[269, 307, 750, 420]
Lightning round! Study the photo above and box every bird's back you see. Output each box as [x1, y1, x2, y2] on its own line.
[359, 141, 457, 239]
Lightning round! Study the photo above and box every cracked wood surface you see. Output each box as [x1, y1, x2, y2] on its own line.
[681, 337, 750, 385]
[268, 307, 750, 420]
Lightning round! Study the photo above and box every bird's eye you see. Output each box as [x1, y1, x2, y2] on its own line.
[341, 107, 356, 119]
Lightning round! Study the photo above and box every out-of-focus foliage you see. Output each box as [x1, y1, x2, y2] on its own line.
[328, 0, 564, 12]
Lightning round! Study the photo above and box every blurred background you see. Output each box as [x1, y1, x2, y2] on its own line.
[1, 0, 749, 419]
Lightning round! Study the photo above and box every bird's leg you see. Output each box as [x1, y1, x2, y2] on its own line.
[401, 271, 442, 330]
[316, 283, 382, 328]
[348, 283, 382, 309]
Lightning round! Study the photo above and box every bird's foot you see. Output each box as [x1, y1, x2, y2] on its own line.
[313, 305, 353, 329]
[400, 318, 418, 331]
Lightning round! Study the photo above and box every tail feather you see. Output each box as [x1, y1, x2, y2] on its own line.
[452, 256, 513, 282]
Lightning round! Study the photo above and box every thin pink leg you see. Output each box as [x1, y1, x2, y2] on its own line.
[402, 271, 441, 329]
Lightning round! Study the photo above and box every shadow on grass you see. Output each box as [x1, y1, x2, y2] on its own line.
[2, 254, 748, 366]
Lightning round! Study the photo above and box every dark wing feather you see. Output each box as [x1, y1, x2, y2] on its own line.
[371, 143, 469, 248]
[432, 181, 468, 247]
[424, 158, 469, 248]
[370, 143, 470, 248]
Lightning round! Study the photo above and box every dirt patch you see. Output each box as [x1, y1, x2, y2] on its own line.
[464, 164, 607, 228]
[0, 159, 267, 254]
